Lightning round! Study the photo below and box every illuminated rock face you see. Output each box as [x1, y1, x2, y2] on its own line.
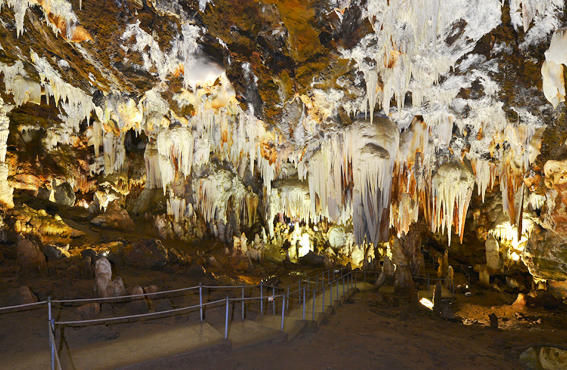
[0, 0, 566, 279]
[525, 230, 567, 281]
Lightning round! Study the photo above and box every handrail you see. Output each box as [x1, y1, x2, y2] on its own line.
[52, 286, 200, 304]
[54, 293, 286, 327]
[0, 270, 339, 311]
[54, 298, 227, 326]
[0, 300, 47, 311]
[1, 266, 358, 370]
[0, 265, 446, 313]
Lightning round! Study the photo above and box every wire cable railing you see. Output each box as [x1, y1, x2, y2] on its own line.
[1, 267, 361, 370]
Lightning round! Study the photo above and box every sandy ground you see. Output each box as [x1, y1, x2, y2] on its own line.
[176, 289, 567, 370]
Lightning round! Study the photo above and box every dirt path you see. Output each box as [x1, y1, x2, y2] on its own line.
[173, 289, 567, 370]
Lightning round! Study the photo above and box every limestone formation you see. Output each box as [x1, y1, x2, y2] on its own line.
[94, 257, 126, 298]
[16, 238, 46, 274]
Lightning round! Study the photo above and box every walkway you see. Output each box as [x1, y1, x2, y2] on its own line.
[5, 270, 374, 369]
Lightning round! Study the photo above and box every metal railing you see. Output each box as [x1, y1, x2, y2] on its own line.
[355, 268, 455, 294]
[0, 267, 359, 370]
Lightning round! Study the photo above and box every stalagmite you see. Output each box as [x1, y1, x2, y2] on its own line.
[485, 236, 500, 272]
[0, 98, 13, 209]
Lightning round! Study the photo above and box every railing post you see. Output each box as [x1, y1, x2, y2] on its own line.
[224, 296, 229, 339]
[199, 283, 203, 321]
[312, 288, 316, 320]
[48, 296, 54, 370]
[281, 296, 285, 331]
[342, 274, 345, 298]
[272, 286, 276, 315]
[241, 287, 245, 321]
[260, 281, 264, 315]
[286, 287, 290, 311]
[336, 273, 339, 300]
[322, 276, 325, 312]
[330, 276, 333, 304]
[302, 287, 306, 320]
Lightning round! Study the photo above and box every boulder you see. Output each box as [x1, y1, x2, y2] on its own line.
[107, 277, 127, 297]
[81, 256, 94, 279]
[43, 244, 70, 260]
[10, 204, 84, 244]
[520, 346, 567, 370]
[13, 286, 38, 305]
[524, 228, 567, 281]
[90, 203, 135, 231]
[77, 303, 100, 320]
[299, 251, 326, 266]
[143, 285, 172, 312]
[549, 280, 567, 302]
[16, 238, 46, 274]
[54, 182, 76, 207]
[126, 286, 149, 314]
[122, 239, 177, 269]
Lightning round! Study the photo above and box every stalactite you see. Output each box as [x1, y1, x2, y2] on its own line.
[473, 159, 493, 203]
[344, 0, 502, 116]
[0, 61, 42, 106]
[542, 28, 567, 108]
[167, 196, 186, 223]
[431, 162, 474, 245]
[31, 50, 95, 133]
[298, 117, 399, 245]
[509, 0, 564, 32]
[157, 127, 194, 193]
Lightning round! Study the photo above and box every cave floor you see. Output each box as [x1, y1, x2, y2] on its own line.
[2, 272, 567, 369]
[173, 288, 567, 370]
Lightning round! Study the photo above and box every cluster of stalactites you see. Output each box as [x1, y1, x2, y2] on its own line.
[297, 118, 399, 245]
[193, 170, 258, 238]
[31, 50, 96, 149]
[0, 52, 95, 150]
[0, 0, 92, 42]
[431, 162, 474, 245]
[346, 0, 501, 118]
[267, 181, 312, 236]
[156, 127, 194, 193]
[509, 0, 564, 33]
